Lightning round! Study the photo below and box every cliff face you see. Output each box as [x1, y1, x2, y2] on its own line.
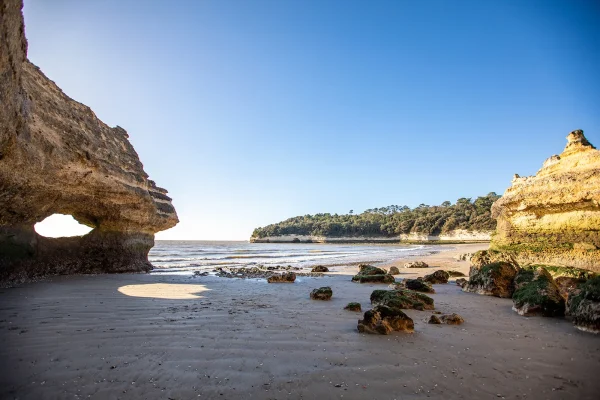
[491, 130, 599, 271]
[0, 0, 178, 282]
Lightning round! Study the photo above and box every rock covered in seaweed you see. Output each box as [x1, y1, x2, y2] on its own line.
[512, 267, 565, 317]
[463, 262, 518, 298]
[470, 250, 518, 269]
[357, 305, 414, 334]
[351, 264, 394, 284]
[344, 302, 362, 312]
[370, 289, 434, 311]
[267, 272, 296, 283]
[404, 261, 429, 268]
[440, 313, 465, 325]
[455, 278, 468, 288]
[388, 266, 400, 275]
[310, 287, 333, 300]
[404, 279, 435, 293]
[567, 276, 600, 334]
[423, 270, 450, 284]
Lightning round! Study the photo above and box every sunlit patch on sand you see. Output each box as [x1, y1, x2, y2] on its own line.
[118, 283, 210, 299]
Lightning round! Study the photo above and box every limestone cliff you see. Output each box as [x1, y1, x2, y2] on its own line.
[0, 0, 178, 283]
[491, 130, 599, 272]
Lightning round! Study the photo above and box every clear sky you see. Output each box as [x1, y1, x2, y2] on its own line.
[24, 0, 600, 240]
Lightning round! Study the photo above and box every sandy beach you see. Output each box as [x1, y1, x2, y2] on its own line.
[1, 243, 599, 400]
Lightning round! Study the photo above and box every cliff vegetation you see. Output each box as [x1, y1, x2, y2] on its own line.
[252, 193, 500, 239]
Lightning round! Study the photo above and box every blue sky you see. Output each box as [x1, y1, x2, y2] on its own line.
[24, 0, 600, 240]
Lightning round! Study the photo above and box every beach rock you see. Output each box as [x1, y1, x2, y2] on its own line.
[566, 276, 600, 333]
[357, 305, 414, 334]
[0, 0, 178, 284]
[404, 261, 429, 268]
[310, 287, 333, 300]
[352, 274, 395, 284]
[446, 270, 466, 277]
[456, 278, 468, 288]
[463, 262, 518, 298]
[344, 302, 362, 312]
[490, 130, 600, 272]
[440, 313, 465, 325]
[404, 279, 435, 293]
[455, 252, 473, 262]
[311, 265, 329, 273]
[351, 264, 394, 284]
[470, 250, 518, 269]
[388, 266, 400, 275]
[357, 264, 387, 275]
[423, 270, 450, 284]
[267, 272, 296, 283]
[370, 289, 434, 311]
[555, 276, 585, 301]
[428, 315, 442, 324]
[512, 267, 565, 317]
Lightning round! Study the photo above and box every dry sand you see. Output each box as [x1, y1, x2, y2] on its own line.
[1, 243, 599, 399]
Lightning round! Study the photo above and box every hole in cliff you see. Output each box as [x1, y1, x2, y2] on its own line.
[34, 214, 93, 238]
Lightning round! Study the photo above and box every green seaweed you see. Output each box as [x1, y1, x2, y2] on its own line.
[370, 289, 434, 310]
[568, 276, 600, 315]
[512, 268, 565, 317]
[523, 265, 597, 280]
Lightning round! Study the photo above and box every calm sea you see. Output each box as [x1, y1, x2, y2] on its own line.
[148, 240, 436, 275]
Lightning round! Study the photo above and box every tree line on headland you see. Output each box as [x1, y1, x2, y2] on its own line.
[251, 193, 501, 238]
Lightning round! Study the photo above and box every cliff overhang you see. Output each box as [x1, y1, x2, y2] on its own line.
[0, 0, 178, 284]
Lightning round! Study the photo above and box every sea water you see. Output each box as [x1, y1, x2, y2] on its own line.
[148, 240, 438, 275]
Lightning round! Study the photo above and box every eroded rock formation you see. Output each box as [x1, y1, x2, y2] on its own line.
[0, 0, 178, 283]
[491, 130, 600, 272]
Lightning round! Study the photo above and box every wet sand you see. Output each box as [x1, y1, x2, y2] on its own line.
[1, 244, 599, 399]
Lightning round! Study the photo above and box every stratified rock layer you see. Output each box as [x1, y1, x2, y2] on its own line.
[491, 130, 600, 272]
[0, 0, 178, 283]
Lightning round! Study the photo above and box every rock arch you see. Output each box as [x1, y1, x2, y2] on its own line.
[0, 0, 178, 283]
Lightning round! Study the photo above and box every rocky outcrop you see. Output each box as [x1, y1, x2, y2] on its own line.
[388, 266, 400, 275]
[267, 272, 296, 283]
[310, 287, 332, 300]
[370, 289, 435, 311]
[566, 276, 600, 333]
[440, 313, 465, 325]
[0, 0, 178, 283]
[404, 261, 429, 268]
[404, 279, 435, 293]
[456, 278, 468, 288]
[357, 305, 414, 334]
[463, 262, 519, 298]
[423, 270, 450, 284]
[344, 302, 362, 312]
[311, 265, 329, 273]
[491, 130, 600, 272]
[512, 267, 565, 317]
[351, 264, 394, 284]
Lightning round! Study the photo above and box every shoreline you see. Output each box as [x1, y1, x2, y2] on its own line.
[1, 243, 599, 399]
